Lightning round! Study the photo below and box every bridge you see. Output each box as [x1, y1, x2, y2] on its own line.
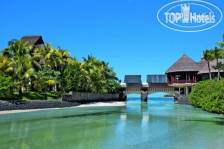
[120, 75, 175, 101]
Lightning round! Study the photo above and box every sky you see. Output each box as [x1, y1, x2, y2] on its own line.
[0, 0, 224, 84]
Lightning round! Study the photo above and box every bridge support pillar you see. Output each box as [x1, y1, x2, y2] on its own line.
[119, 90, 127, 101]
[141, 90, 148, 102]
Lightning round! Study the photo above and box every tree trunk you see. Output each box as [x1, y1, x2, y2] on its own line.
[29, 77, 31, 85]
[54, 84, 57, 92]
[19, 87, 22, 96]
[217, 59, 220, 81]
[208, 62, 212, 80]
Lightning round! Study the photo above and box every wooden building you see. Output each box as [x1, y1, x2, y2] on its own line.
[197, 56, 224, 80]
[165, 54, 224, 95]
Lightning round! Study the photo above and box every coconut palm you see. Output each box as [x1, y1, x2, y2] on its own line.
[2, 39, 36, 95]
[0, 56, 14, 76]
[46, 48, 62, 69]
[33, 68, 59, 92]
[214, 34, 224, 48]
[214, 34, 224, 81]
[213, 47, 223, 81]
[33, 43, 53, 69]
[81, 55, 120, 93]
[34, 44, 67, 91]
[58, 48, 72, 69]
[203, 49, 214, 80]
[82, 55, 105, 92]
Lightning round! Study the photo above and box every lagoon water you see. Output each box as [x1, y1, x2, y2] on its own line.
[0, 98, 224, 149]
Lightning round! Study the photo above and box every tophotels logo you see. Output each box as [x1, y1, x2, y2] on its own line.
[157, 0, 223, 32]
[165, 4, 215, 24]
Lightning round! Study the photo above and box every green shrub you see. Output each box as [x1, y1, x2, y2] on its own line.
[189, 79, 224, 113]
[0, 76, 14, 99]
[164, 94, 174, 97]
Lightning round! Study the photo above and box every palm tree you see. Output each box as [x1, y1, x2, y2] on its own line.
[214, 34, 224, 81]
[33, 43, 52, 69]
[214, 34, 224, 48]
[100, 61, 120, 93]
[213, 47, 223, 81]
[34, 44, 68, 92]
[203, 49, 214, 80]
[56, 49, 72, 91]
[0, 56, 14, 76]
[57, 48, 72, 69]
[81, 55, 120, 93]
[2, 39, 36, 95]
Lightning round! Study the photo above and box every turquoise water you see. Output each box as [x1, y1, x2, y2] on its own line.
[0, 98, 224, 149]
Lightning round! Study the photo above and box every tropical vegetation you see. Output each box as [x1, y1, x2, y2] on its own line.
[164, 94, 173, 97]
[202, 40, 224, 81]
[0, 39, 120, 100]
[189, 35, 224, 113]
[189, 79, 224, 114]
[203, 49, 213, 80]
[0, 76, 14, 99]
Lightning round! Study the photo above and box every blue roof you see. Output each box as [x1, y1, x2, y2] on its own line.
[124, 75, 141, 83]
[147, 75, 167, 83]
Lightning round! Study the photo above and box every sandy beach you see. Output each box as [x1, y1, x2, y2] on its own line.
[0, 101, 126, 115]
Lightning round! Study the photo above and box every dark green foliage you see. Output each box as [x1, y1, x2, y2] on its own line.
[33, 68, 61, 92]
[0, 76, 14, 99]
[1, 39, 121, 100]
[22, 91, 61, 100]
[189, 79, 224, 113]
[164, 94, 173, 97]
[62, 61, 83, 92]
[62, 57, 121, 94]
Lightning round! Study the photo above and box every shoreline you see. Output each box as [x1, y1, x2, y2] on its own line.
[0, 101, 126, 115]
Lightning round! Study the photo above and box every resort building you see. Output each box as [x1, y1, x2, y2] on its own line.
[124, 75, 142, 87]
[197, 55, 224, 80]
[121, 75, 142, 95]
[166, 54, 224, 95]
[21, 35, 44, 49]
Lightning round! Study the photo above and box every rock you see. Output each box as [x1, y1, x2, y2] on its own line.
[0, 100, 80, 111]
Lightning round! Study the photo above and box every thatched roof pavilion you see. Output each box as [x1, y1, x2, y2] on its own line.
[166, 53, 224, 85]
[21, 35, 44, 45]
[198, 59, 224, 75]
[165, 53, 224, 94]
[165, 54, 201, 85]
[166, 54, 201, 74]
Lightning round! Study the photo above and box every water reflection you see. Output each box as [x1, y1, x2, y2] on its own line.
[0, 98, 224, 149]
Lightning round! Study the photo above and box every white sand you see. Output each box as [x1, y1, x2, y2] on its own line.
[77, 101, 126, 107]
[0, 101, 126, 115]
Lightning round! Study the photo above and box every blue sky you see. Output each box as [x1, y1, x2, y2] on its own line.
[0, 0, 223, 84]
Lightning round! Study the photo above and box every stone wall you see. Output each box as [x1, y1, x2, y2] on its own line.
[62, 92, 125, 102]
[0, 100, 80, 111]
[174, 91, 191, 105]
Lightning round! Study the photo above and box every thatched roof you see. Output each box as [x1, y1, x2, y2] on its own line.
[198, 59, 224, 74]
[147, 75, 167, 83]
[166, 54, 201, 73]
[124, 75, 141, 83]
[21, 35, 44, 45]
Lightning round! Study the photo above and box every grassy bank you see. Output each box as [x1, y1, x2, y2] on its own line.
[22, 92, 62, 100]
[1, 92, 62, 101]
